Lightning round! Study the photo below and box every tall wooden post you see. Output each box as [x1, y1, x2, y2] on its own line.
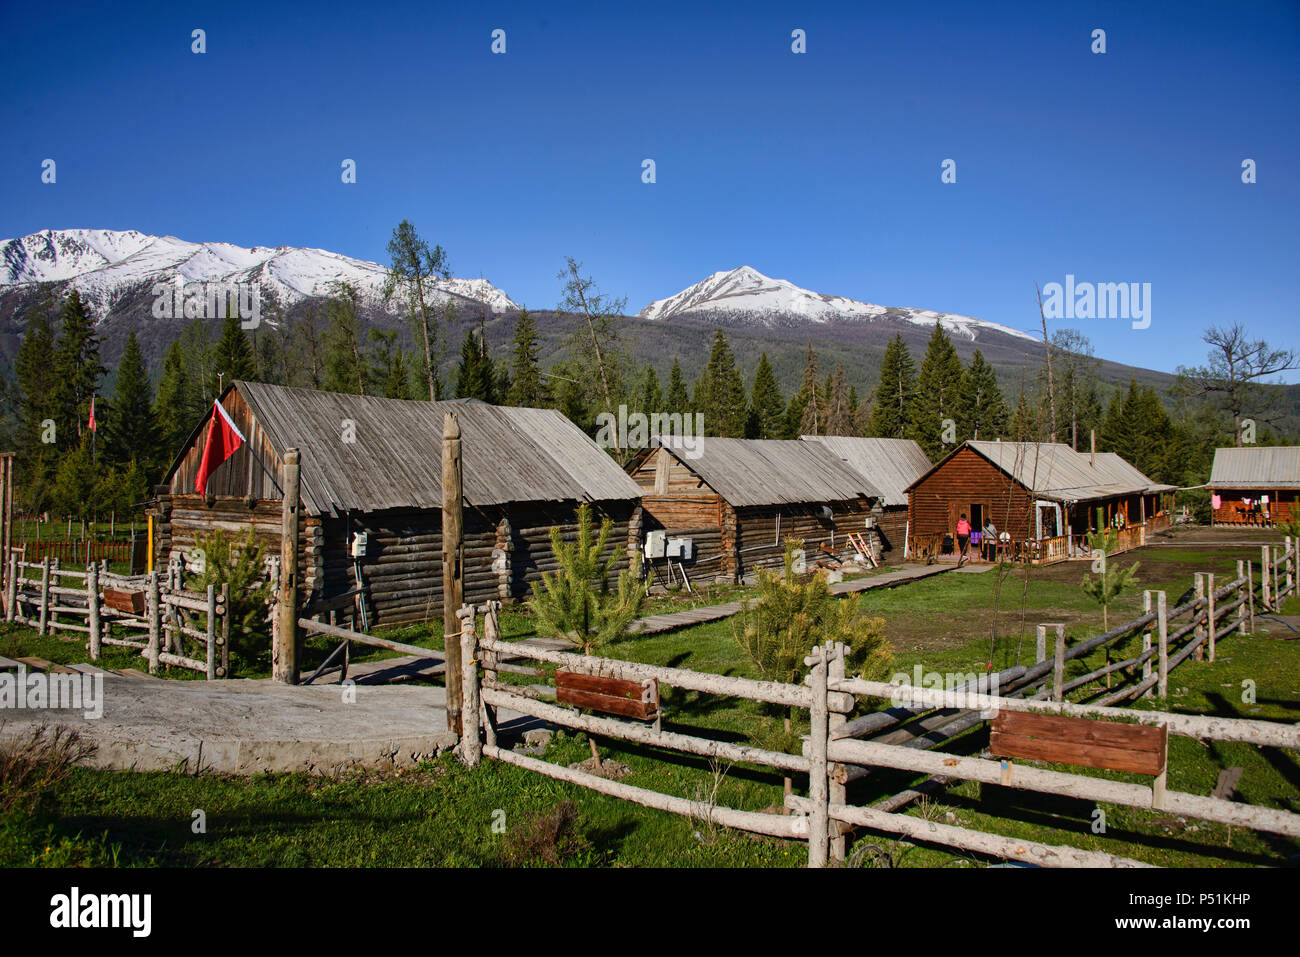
[1052, 624, 1066, 703]
[1206, 572, 1216, 662]
[1287, 536, 1295, 600]
[442, 413, 464, 734]
[1141, 591, 1153, 697]
[0, 453, 11, 617]
[1193, 573, 1206, 662]
[1246, 560, 1255, 633]
[146, 571, 161, 675]
[6, 553, 16, 622]
[1236, 561, 1247, 637]
[273, 449, 301, 684]
[1156, 590, 1168, 698]
[205, 583, 217, 680]
[1260, 545, 1271, 608]
[827, 641, 848, 865]
[1035, 624, 1047, 665]
[87, 562, 101, 660]
[38, 557, 50, 635]
[805, 644, 830, 869]
[458, 605, 481, 766]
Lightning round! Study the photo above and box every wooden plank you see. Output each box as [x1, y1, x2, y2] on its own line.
[15, 656, 79, 674]
[555, 670, 651, 701]
[993, 710, 1167, 754]
[103, 588, 146, 615]
[556, 684, 656, 720]
[990, 730, 1166, 776]
[991, 711, 1167, 776]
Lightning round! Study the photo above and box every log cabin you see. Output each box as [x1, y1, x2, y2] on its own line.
[800, 436, 932, 562]
[625, 437, 882, 582]
[150, 381, 644, 626]
[905, 440, 1176, 564]
[1208, 446, 1300, 527]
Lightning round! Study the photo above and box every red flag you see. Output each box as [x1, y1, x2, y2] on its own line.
[194, 399, 246, 494]
[87, 396, 97, 432]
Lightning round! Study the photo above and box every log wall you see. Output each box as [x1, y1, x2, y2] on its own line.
[151, 493, 639, 626]
[908, 447, 1036, 541]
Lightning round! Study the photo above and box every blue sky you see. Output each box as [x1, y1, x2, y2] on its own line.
[2, 0, 1297, 380]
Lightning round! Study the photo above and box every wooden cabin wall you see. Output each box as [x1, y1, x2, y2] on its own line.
[908, 447, 1036, 541]
[151, 492, 323, 597]
[158, 496, 642, 628]
[734, 499, 872, 579]
[629, 448, 713, 495]
[874, 505, 909, 562]
[1210, 489, 1299, 526]
[166, 390, 284, 501]
[639, 494, 726, 575]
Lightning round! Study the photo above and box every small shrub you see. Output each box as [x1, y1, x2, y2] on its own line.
[496, 799, 594, 866]
[193, 528, 273, 673]
[0, 724, 95, 817]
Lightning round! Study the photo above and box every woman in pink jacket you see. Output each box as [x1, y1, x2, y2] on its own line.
[956, 514, 972, 567]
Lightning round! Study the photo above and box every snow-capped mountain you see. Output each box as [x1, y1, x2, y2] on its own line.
[0, 228, 519, 318]
[638, 266, 1038, 343]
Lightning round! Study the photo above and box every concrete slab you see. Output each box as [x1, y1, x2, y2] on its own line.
[0, 677, 469, 776]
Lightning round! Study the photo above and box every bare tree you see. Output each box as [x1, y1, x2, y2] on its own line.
[1050, 328, 1101, 449]
[1178, 323, 1298, 445]
[1035, 284, 1058, 442]
[558, 257, 625, 415]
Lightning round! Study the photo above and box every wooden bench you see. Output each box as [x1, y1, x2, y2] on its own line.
[989, 710, 1168, 807]
[555, 670, 659, 722]
[103, 587, 146, 616]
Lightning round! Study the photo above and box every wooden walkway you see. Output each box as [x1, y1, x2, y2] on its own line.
[629, 562, 988, 637]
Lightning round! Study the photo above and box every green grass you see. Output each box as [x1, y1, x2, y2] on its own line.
[5, 533, 1298, 867]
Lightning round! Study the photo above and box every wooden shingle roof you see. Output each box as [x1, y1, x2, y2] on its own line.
[654, 436, 881, 507]
[1209, 446, 1300, 490]
[193, 382, 642, 515]
[801, 436, 932, 507]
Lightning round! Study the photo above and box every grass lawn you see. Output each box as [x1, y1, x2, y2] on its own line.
[4, 526, 1298, 867]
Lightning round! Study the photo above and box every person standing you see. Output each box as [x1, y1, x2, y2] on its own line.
[982, 519, 998, 561]
[956, 513, 972, 567]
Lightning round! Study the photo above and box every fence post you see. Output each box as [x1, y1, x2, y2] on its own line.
[457, 604, 481, 767]
[87, 563, 101, 661]
[805, 643, 830, 869]
[1193, 573, 1206, 662]
[482, 600, 500, 749]
[1258, 546, 1268, 605]
[1052, 624, 1066, 703]
[205, 583, 217, 680]
[1206, 572, 1216, 663]
[1287, 536, 1295, 600]
[5, 552, 16, 622]
[827, 641, 848, 865]
[1141, 591, 1153, 698]
[1156, 590, 1168, 698]
[1246, 559, 1255, 633]
[1035, 624, 1047, 665]
[146, 571, 160, 675]
[273, 448, 301, 685]
[220, 583, 230, 679]
[38, 557, 50, 635]
[1236, 561, 1247, 637]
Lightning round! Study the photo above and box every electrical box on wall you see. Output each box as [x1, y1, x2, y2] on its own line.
[864, 515, 877, 529]
[666, 537, 694, 560]
[351, 532, 368, 558]
[644, 530, 666, 558]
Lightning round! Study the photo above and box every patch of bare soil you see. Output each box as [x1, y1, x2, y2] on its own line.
[569, 757, 631, 780]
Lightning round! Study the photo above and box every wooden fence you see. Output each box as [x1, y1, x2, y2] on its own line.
[13, 536, 148, 572]
[455, 555, 1300, 867]
[5, 554, 229, 679]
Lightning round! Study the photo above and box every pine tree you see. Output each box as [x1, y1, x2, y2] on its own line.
[909, 323, 965, 458]
[868, 334, 916, 440]
[747, 352, 785, 439]
[1100, 380, 1144, 465]
[52, 290, 105, 452]
[103, 332, 159, 470]
[454, 329, 498, 402]
[955, 349, 1008, 441]
[794, 343, 824, 436]
[637, 364, 664, 415]
[385, 348, 412, 399]
[505, 309, 548, 407]
[697, 329, 746, 437]
[211, 308, 256, 393]
[825, 365, 852, 435]
[322, 281, 368, 395]
[154, 340, 201, 457]
[14, 299, 60, 510]
[662, 358, 688, 417]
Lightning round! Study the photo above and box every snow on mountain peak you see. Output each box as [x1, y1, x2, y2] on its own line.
[637, 265, 1038, 343]
[0, 228, 520, 318]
